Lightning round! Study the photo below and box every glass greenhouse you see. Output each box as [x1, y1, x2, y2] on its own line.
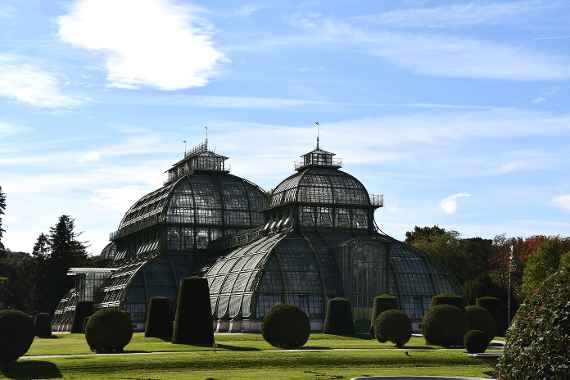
[53, 141, 458, 333]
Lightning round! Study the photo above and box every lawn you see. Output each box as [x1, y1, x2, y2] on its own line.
[0, 333, 499, 379]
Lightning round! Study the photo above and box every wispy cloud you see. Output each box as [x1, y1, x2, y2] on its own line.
[440, 193, 472, 215]
[58, 0, 225, 90]
[553, 194, 570, 212]
[356, 1, 544, 29]
[0, 55, 83, 108]
[283, 15, 570, 81]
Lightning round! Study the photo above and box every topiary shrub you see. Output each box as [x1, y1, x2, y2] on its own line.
[431, 293, 465, 310]
[85, 309, 133, 353]
[476, 296, 507, 335]
[0, 309, 35, 363]
[71, 301, 94, 333]
[262, 304, 310, 349]
[465, 305, 496, 344]
[374, 309, 411, 348]
[172, 277, 214, 346]
[34, 313, 52, 338]
[498, 270, 570, 379]
[145, 297, 172, 339]
[323, 297, 354, 336]
[464, 329, 488, 354]
[422, 304, 467, 347]
[369, 294, 398, 336]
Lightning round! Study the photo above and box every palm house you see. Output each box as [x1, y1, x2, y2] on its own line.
[53, 139, 458, 333]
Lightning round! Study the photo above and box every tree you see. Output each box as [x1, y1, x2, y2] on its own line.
[521, 239, 567, 299]
[32, 233, 50, 260]
[0, 186, 6, 250]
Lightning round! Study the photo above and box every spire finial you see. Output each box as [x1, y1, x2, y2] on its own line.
[204, 126, 208, 147]
[314, 121, 320, 149]
[183, 139, 187, 156]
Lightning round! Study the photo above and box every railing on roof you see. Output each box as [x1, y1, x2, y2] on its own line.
[294, 157, 343, 170]
[370, 194, 384, 208]
[185, 141, 208, 157]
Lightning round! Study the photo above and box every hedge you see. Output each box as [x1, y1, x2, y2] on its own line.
[34, 312, 52, 338]
[145, 297, 172, 338]
[323, 298, 354, 336]
[262, 304, 310, 349]
[465, 305, 496, 343]
[172, 277, 214, 346]
[422, 304, 467, 347]
[464, 329, 488, 354]
[369, 294, 398, 336]
[85, 309, 133, 353]
[71, 301, 94, 333]
[498, 269, 570, 379]
[431, 293, 465, 309]
[374, 309, 411, 348]
[0, 309, 35, 363]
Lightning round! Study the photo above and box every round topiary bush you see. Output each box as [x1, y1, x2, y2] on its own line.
[422, 304, 467, 347]
[85, 309, 133, 353]
[34, 312, 52, 338]
[465, 305, 496, 344]
[145, 297, 172, 339]
[464, 329, 488, 354]
[369, 294, 398, 336]
[498, 270, 570, 379]
[431, 293, 465, 309]
[0, 309, 35, 363]
[374, 309, 411, 348]
[323, 297, 354, 336]
[262, 304, 310, 349]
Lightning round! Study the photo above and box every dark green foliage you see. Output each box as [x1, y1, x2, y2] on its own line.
[71, 301, 94, 333]
[464, 329, 488, 354]
[374, 309, 411, 348]
[498, 270, 570, 379]
[262, 304, 310, 349]
[0, 309, 35, 363]
[0, 251, 36, 312]
[145, 297, 172, 338]
[85, 309, 133, 353]
[369, 294, 398, 336]
[463, 274, 504, 305]
[323, 297, 354, 336]
[172, 277, 214, 346]
[431, 293, 464, 309]
[34, 313, 52, 338]
[0, 186, 5, 248]
[422, 304, 467, 347]
[522, 239, 568, 299]
[465, 305, 495, 343]
[476, 296, 508, 336]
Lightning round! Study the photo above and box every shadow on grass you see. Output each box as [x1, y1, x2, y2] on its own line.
[215, 344, 260, 351]
[1, 360, 62, 379]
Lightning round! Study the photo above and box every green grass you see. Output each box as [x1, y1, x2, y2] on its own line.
[0, 333, 498, 379]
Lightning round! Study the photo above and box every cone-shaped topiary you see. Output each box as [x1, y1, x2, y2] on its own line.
[323, 297, 354, 336]
[0, 309, 35, 363]
[369, 294, 398, 336]
[498, 270, 570, 379]
[422, 304, 467, 347]
[465, 305, 496, 344]
[85, 309, 133, 353]
[464, 329, 488, 354]
[145, 297, 172, 339]
[374, 309, 411, 348]
[34, 312, 52, 338]
[71, 301, 94, 333]
[476, 296, 505, 335]
[431, 293, 465, 309]
[262, 304, 310, 349]
[172, 277, 214, 346]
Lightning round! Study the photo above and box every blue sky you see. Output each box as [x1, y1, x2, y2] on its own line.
[1, 0, 570, 255]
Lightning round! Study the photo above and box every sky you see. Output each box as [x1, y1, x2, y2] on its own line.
[1, 0, 570, 255]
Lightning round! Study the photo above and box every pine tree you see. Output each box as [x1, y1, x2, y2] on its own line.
[32, 233, 50, 259]
[0, 186, 6, 250]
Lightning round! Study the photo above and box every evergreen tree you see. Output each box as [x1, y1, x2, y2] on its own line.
[32, 233, 50, 259]
[0, 186, 6, 250]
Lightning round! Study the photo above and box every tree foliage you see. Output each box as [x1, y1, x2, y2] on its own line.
[521, 238, 570, 299]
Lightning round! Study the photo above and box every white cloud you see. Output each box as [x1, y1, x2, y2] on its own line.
[533, 96, 546, 104]
[80, 151, 101, 163]
[58, 0, 225, 90]
[440, 193, 471, 215]
[0, 55, 82, 108]
[553, 195, 570, 212]
[281, 15, 570, 81]
[358, 1, 541, 29]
